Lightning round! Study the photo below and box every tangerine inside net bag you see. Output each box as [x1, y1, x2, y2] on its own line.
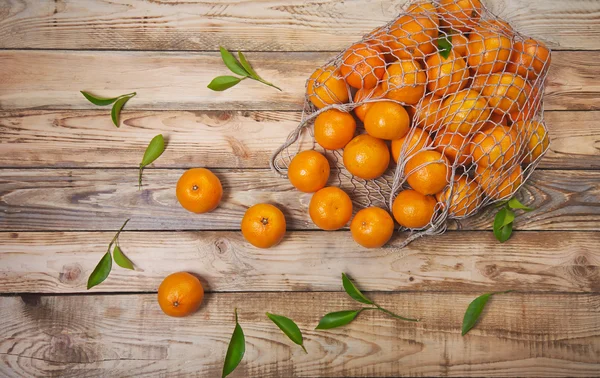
[271, 0, 551, 247]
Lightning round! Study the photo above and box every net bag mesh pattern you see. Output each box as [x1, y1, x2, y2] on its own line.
[270, 0, 550, 247]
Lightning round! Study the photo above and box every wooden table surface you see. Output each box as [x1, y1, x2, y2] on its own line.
[1, 0, 599, 377]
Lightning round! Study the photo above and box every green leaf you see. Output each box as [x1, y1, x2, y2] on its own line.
[220, 46, 250, 77]
[238, 52, 261, 80]
[507, 197, 533, 212]
[266, 313, 307, 353]
[80, 91, 121, 106]
[87, 252, 112, 289]
[315, 309, 362, 330]
[341, 273, 373, 305]
[113, 245, 134, 270]
[110, 93, 135, 127]
[437, 34, 453, 59]
[207, 76, 243, 91]
[139, 134, 165, 189]
[462, 291, 513, 336]
[493, 208, 514, 243]
[222, 309, 245, 378]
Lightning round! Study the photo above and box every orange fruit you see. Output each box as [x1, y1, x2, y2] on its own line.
[314, 109, 356, 150]
[413, 93, 444, 132]
[391, 128, 433, 163]
[392, 189, 437, 228]
[350, 207, 395, 248]
[450, 32, 469, 56]
[481, 73, 527, 115]
[406, 1, 440, 27]
[353, 84, 386, 122]
[508, 83, 541, 123]
[309, 187, 353, 230]
[433, 132, 472, 166]
[404, 150, 450, 195]
[382, 60, 427, 105]
[440, 89, 490, 135]
[486, 111, 509, 126]
[364, 101, 410, 140]
[343, 134, 390, 180]
[514, 120, 549, 164]
[158, 272, 204, 317]
[288, 150, 330, 193]
[436, 175, 482, 217]
[467, 29, 512, 74]
[176, 168, 223, 214]
[241, 203, 286, 248]
[425, 50, 469, 97]
[438, 0, 482, 32]
[340, 43, 386, 89]
[307, 66, 350, 109]
[388, 14, 439, 60]
[475, 164, 523, 200]
[507, 38, 551, 80]
[470, 125, 519, 169]
[366, 30, 396, 62]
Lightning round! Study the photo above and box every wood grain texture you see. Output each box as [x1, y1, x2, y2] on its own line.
[0, 50, 598, 111]
[0, 169, 600, 231]
[1, 169, 598, 232]
[1, 231, 598, 294]
[0, 0, 598, 51]
[1, 109, 598, 170]
[0, 292, 599, 377]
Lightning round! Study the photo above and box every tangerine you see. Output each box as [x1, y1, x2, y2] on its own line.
[435, 175, 482, 217]
[307, 66, 349, 109]
[433, 131, 472, 166]
[364, 101, 410, 140]
[470, 125, 519, 169]
[391, 128, 433, 163]
[158, 272, 204, 317]
[404, 150, 450, 195]
[382, 60, 427, 105]
[343, 134, 390, 180]
[340, 43, 386, 89]
[388, 14, 439, 59]
[350, 207, 395, 248]
[514, 120, 549, 164]
[475, 164, 523, 200]
[314, 109, 356, 150]
[507, 38, 551, 80]
[467, 29, 512, 74]
[425, 50, 469, 97]
[481, 73, 527, 115]
[392, 189, 437, 228]
[288, 150, 330, 193]
[241, 204, 287, 248]
[309, 187, 353, 230]
[414, 93, 444, 131]
[438, 0, 482, 32]
[176, 168, 223, 214]
[440, 89, 490, 135]
[353, 84, 386, 122]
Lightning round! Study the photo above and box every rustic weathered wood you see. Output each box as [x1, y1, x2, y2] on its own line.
[0, 110, 597, 170]
[0, 292, 598, 377]
[0, 0, 598, 51]
[1, 231, 598, 294]
[0, 51, 598, 111]
[0, 169, 598, 231]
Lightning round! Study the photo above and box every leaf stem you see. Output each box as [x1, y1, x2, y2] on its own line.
[301, 344, 308, 354]
[138, 164, 143, 190]
[255, 77, 282, 91]
[374, 304, 419, 322]
[107, 219, 130, 253]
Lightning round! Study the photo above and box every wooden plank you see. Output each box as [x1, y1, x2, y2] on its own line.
[0, 50, 598, 111]
[0, 0, 598, 51]
[1, 109, 598, 170]
[0, 292, 598, 377]
[0, 169, 598, 231]
[0, 231, 598, 294]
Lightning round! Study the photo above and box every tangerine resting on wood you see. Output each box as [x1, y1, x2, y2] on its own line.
[288, 150, 330, 193]
[309, 187, 353, 230]
[158, 272, 204, 317]
[176, 168, 223, 214]
[350, 207, 395, 248]
[241, 204, 287, 248]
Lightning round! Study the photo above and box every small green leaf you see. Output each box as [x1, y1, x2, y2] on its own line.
[220, 47, 250, 77]
[110, 93, 136, 127]
[223, 309, 245, 378]
[113, 245, 134, 270]
[507, 197, 533, 212]
[238, 52, 262, 80]
[342, 273, 373, 305]
[139, 134, 165, 189]
[266, 313, 307, 353]
[315, 309, 362, 330]
[87, 252, 112, 289]
[493, 208, 514, 243]
[437, 34, 453, 59]
[208, 76, 243, 91]
[80, 91, 121, 106]
[462, 291, 513, 336]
